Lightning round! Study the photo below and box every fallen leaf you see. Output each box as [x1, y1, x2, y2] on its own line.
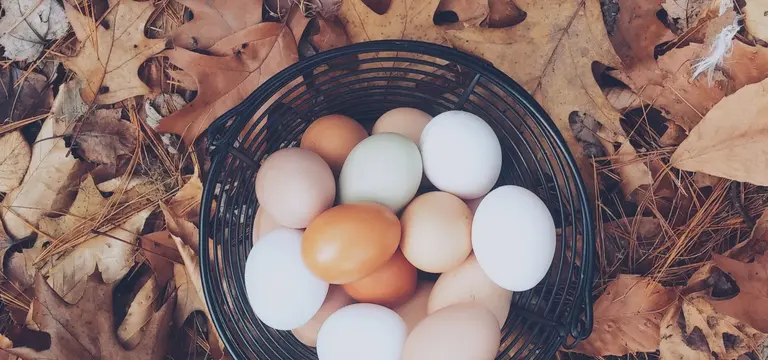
[0, 0, 69, 62]
[1, 272, 175, 360]
[117, 275, 160, 349]
[613, 142, 654, 201]
[38, 175, 108, 240]
[5, 237, 47, 290]
[160, 203, 198, 251]
[662, 0, 714, 33]
[487, 0, 526, 28]
[435, 0, 489, 27]
[572, 275, 676, 356]
[64, 109, 138, 166]
[709, 253, 768, 333]
[166, 166, 202, 223]
[660, 121, 688, 146]
[443, 0, 625, 194]
[745, 0, 768, 42]
[171, 0, 263, 50]
[139, 231, 180, 286]
[0, 68, 50, 124]
[61, 0, 167, 104]
[308, 15, 352, 53]
[659, 293, 767, 360]
[156, 22, 302, 145]
[173, 263, 204, 328]
[670, 78, 768, 185]
[338, 0, 446, 45]
[604, 87, 641, 112]
[0, 131, 31, 193]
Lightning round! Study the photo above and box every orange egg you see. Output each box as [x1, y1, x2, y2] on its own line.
[302, 203, 401, 284]
[342, 251, 417, 308]
[300, 114, 368, 175]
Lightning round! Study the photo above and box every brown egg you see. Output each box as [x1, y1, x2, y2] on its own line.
[372, 108, 432, 144]
[403, 303, 501, 360]
[302, 203, 401, 284]
[255, 147, 335, 229]
[300, 114, 368, 175]
[395, 281, 435, 334]
[342, 251, 417, 308]
[252, 208, 284, 242]
[291, 286, 355, 347]
[400, 192, 472, 273]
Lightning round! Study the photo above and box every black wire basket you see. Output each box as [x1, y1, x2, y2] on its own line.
[199, 40, 595, 359]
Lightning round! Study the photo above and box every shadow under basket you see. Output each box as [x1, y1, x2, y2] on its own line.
[199, 40, 595, 360]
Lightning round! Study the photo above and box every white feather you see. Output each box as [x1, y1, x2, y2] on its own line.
[691, 15, 742, 86]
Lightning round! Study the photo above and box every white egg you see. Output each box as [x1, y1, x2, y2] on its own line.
[317, 303, 407, 360]
[244, 229, 329, 330]
[471, 185, 556, 291]
[420, 110, 502, 200]
[339, 133, 423, 213]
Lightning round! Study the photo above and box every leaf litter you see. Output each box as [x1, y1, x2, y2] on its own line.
[4, 0, 768, 358]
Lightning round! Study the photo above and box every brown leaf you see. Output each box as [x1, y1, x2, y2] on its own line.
[2, 272, 175, 360]
[662, 0, 717, 33]
[0, 0, 69, 62]
[160, 203, 199, 251]
[572, 275, 676, 356]
[117, 275, 160, 349]
[613, 142, 654, 201]
[0, 131, 31, 193]
[38, 175, 109, 240]
[745, 0, 768, 42]
[339, 0, 446, 45]
[443, 0, 624, 195]
[435, 0, 489, 27]
[5, 237, 47, 290]
[709, 253, 768, 333]
[660, 121, 688, 147]
[659, 294, 767, 360]
[308, 16, 352, 52]
[171, 0, 263, 50]
[670, 78, 768, 185]
[604, 87, 641, 112]
[61, 0, 167, 105]
[140, 231, 181, 286]
[65, 109, 138, 166]
[487, 0, 526, 28]
[166, 167, 203, 223]
[0, 68, 50, 124]
[156, 22, 301, 145]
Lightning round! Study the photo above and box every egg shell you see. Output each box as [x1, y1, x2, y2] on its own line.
[302, 203, 401, 284]
[292, 286, 355, 347]
[317, 303, 407, 360]
[472, 185, 556, 291]
[244, 229, 329, 330]
[420, 110, 502, 199]
[300, 114, 368, 175]
[372, 107, 432, 144]
[342, 250, 417, 308]
[255, 148, 335, 229]
[402, 303, 501, 360]
[339, 133, 423, 213]
[428, 254, 512, 328]
[400, 192, 472, 273]
[394, 281, 435, 334]
[252, 208, 284, 242]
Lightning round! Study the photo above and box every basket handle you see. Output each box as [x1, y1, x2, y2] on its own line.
[561, 285, 594, 349]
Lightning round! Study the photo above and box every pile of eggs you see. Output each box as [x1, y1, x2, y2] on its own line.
[245, 108, 557, 360]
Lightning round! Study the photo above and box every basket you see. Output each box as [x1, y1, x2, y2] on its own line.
[199, 40, 595, 359]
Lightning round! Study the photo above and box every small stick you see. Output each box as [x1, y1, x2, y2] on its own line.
[730, 181, 755, 230]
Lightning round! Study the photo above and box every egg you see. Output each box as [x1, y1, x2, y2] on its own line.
[339, 133, 423, 213]
[428, 254, 512, 328]
[292, 286, 355, 347]
[302, 203, 401, 284]
[394, 281, 434, 334]
[402, 303, 501, 360]
[255, 147, 335, 228]
[400, 192, 472, 273]
[300, 114, 368, 175]
[317, 303, 407, 360]
[472, 185, 556, 291]
[372, 107, 432, 144]
[252, 207, 284, 242]
[420, 110, 502, 199]
[342, 250, 417, 308]
[244, 229, 329, 330]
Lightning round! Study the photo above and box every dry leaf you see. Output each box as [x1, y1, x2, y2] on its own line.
[140, 231, 181, 286]
[65, 109, 138, 166]
[613, 142, 654, 201]
[709, 253, 768, 333]
[166, 167, 202, 223]
[572, 275, 676, 356]
[662, 0, 715, 33]
[173, 263, 204, 328]
[745, 0, 768, 42]
[5, 237, 47, 290]
[308, 16, 352, 53]
[435, 0, 489, 27]
[117, 275, 160, 349]
[660, 121, 688, 147]
[61, 0, 167, 104]
[487, 0, 526, 28]
[338, 0, 446, 45]
[1, 272, 175, 360]
[0, 131, 31, 193]
[443, 0, 625, 193]
[670, 78, 768, 185]
[38, 175, 108, 239]
[0, 68, 50, 124]
[604, 87, 641, 112]
[0, 0, 69, 62]
[156, 22, 302, 145]
[659, 294, 767, 360]
[171, 0, 263, 50]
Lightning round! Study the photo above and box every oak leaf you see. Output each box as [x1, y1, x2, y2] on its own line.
[62, 0, 167, 105]
[572, 275, 676, 356]
[64, 109, 138, 166]
[338, 0, 446, 45]
[708, 253, 768, 333]
[745, 0, 768, 42]
[0, 0, 69, 62]
[156, 22, 302, 145]
[435, 0, 489, 27]
[1, 272, 175, 360]
[659, 294, 767, 360]
[139, 231, 181, 286]
[171, 0, 263, 50]
[0, 131, 31, 193]
[117, 275, 161, 349]
[661, 0, 714, 33]
[166, 166, 203, 223]
[670, 78, 768, 185]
